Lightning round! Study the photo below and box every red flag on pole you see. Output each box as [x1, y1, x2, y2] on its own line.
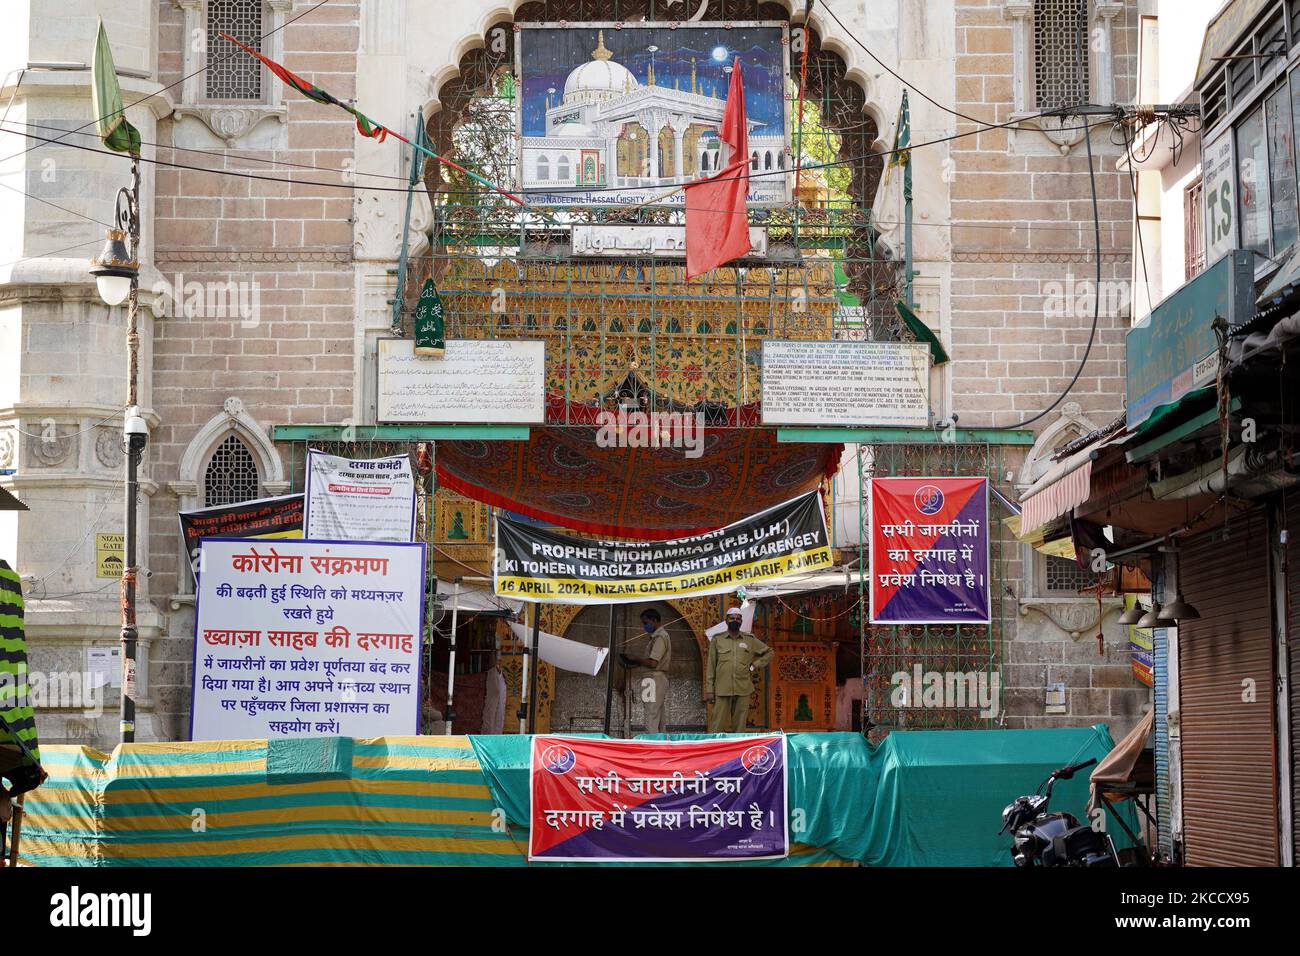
[684, 59, 752, 280]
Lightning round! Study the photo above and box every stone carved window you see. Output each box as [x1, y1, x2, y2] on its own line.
[205, 0, 265, 100]
[173, 0, 292, 146]
[203, 434, 260, 507]
[1033, 0, 1090, 111]
[1044, 554, 1097, 593]
[1005, 1, 1123, 128]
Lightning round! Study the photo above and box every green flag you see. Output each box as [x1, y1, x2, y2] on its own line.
[889, 90, 910, 168]
[92, 19, 141, 155]
[413, 278, 446, 357]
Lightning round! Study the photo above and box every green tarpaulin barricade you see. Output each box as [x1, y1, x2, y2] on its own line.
[471, 726, 1138, 867]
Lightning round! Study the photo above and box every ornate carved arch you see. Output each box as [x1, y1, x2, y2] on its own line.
[1016, 401, 1098, 491]
[544, 594, 715, 663]
[411, 0, 890, 304]
[173, 397, 289, 502]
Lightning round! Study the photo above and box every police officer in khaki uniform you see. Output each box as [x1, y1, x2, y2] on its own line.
[704, 607, 773, 733]
[621, 608, 672, 734]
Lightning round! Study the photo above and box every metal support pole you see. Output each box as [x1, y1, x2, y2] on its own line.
[443, 580, 460, 735]
[517, 605, 531, 735]
[603, 604, 616, 735]
[527, 607, 541, 734]
[120, 156, 143, 744]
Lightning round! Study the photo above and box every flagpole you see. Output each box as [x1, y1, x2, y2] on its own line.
[902, 91, 914, 309]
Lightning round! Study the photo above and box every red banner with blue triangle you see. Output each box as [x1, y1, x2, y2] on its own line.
[869, 476, 990, 624]
[529, 735, 788, 861]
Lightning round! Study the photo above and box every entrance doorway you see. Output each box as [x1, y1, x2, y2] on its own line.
[550, 601, 706, 736]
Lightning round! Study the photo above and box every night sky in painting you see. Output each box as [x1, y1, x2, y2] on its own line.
[519, 24, 788, 137]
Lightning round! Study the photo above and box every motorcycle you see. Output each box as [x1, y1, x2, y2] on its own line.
[999, 757, 1119, 867]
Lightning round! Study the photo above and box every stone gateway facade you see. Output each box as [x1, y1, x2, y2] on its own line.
[0, 0, 1144, 750]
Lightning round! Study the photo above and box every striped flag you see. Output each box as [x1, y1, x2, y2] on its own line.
[219, 33, 390, 142]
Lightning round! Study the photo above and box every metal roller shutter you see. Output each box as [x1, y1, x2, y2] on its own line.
[1153, 625, 1173, 859]
[1287, 499, 1300, 863]
[1178, 512, 1279, 867]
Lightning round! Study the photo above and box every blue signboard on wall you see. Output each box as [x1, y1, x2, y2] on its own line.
[1125, 250, 1255, 430]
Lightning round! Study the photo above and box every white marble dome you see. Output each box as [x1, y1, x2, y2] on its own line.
[563, 58, 637, 100]
[562, 31, 637, 104]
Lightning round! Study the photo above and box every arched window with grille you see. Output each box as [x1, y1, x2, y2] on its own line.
[203, 435, 260, 507]
[537, 154, 550, 180]
[557, 155, 571, 181]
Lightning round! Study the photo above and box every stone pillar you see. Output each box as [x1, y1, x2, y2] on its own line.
[0, 0, 168, 749]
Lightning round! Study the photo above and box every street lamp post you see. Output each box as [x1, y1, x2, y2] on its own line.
[90, 157, 144, 744]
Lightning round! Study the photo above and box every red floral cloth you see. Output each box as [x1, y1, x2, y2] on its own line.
[436, 426, 840, 540]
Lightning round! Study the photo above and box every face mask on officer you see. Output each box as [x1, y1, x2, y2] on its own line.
[726, 617, 742, 632]
[643, 621, 656, 633]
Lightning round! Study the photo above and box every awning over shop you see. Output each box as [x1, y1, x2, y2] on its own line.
[1002, 513, 1076, 560]
[1020, 457, 1093, 532]
[742, 566, 864, 600]
[436, 427, 841, 540]
[1019, 430, 1130, 532]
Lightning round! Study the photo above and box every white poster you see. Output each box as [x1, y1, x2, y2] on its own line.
[761, 340, 931, 427]
[190, 538, 426, 741]
[378, 338, 546, 424]
[87, 646, 120, 690]
[1203, 131, 1236, 267]
[303, 449, 416, 543]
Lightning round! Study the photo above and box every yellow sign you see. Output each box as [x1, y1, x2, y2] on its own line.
[96, 533, 124, 579]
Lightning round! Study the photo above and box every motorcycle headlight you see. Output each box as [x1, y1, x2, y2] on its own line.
[1001, 802, 1017, 828]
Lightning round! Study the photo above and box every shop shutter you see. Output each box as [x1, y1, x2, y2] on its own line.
[1153, 625, 1173, 859]
[1287, 498, 1300, 863]
[1178, 512, 1279, 866]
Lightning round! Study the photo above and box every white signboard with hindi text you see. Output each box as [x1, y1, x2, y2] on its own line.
[190, 537, 426, 741]
[760, 340, 931, 427]
[378, 338, 546, 424]
[304, 449, 416, 542]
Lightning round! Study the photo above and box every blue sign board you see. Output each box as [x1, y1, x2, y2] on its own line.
[1125, 250, 1255, 430]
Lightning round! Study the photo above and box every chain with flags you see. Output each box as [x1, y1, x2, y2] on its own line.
[219, 32, 543, 215]
[92, 19, 141, 155]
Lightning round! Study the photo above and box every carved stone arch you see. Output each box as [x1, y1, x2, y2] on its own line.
[1016, 401, 1098, 491]
[167, 398, 288, 595]
[414, 0, 889, 304]
[175, 397, 289, 503]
